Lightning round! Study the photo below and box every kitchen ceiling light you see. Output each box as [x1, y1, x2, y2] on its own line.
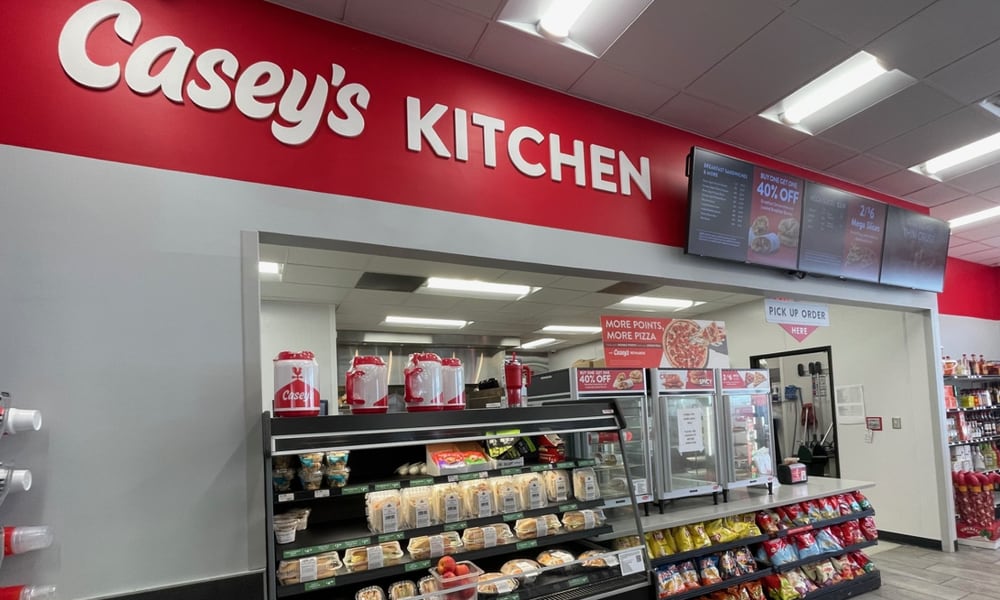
[912, 131, 1000, 177]
[541, 325, 602, 334]
[384, 316, 469, 329]
[949, 205, 1000, 229]
[537, 0, 595, 40]
[259, 261, 282, 275]
[363, 333, 434, 345]
[425, 277, 535, 298]
[521, 338, 559, 349]
[620, 296, 698, 310]
[500, 337, 522, 347]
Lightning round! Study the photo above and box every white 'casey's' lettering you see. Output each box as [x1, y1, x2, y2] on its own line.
[58, 0, 370, 145]
[406, 97, 652, 200]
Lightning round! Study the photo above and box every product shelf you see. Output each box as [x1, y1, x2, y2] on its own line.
[649, 534, 770, 568]
[769, 540, 878, 574]
[949, 435, 1000, 448]
[657, 567, 774, 600]
[800, 569, 881, 599]
[775, 508, 876, 538]
[947, 406, 1000, 413]
[946, 376, 1000, 383]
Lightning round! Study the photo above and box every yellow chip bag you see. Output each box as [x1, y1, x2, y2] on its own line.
[654, 529, 676, 555]
[690, 522, 712, 549]
[672, 525, 695, 552]
[706, 518, 738, 544]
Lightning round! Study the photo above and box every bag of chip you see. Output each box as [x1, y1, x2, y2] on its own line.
[709, 591, 739, 600]
[756, 511, 779, 535]
[762, 538, 799, 566]
[840, 520, 865, 545]
[784, 569, 817, 595]
[656, 564, 686, 598]
[830, 555, 861, 580]
[850, 551, 875, 573]
[834, 494, 852, 516]
[734, 547, 756, 573]
[787, 504, 812, 526]
[792, 531, 821, 560]
[718, 550, 743, 579]
[678, 560, 700, 591]
[736, 586, 752, 600]
[822, 524, 846, 547]
[802, 559, 843, 588]
[690, 522, 712, 549]
[814, 528, 843, 553]
[853, 491, 872, 511]
[773, 507, 796, 529]
[859, 516, 878, 541]
[801, 500, 823, 523]
[672, 525, 695, 552]
[742, 581, 766, 600]
[654, 529, 677, 555]
[699, 555, 723, 585]
[645, 533, 662, 559]
[762, 574, 799, 600]
[846, 494, 862, 513]
[707, 519, 739, 544]
[815, 496, 838, 520]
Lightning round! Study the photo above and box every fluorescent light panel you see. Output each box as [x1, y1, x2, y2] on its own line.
[425, 277, 534, 298]
[541, 325, 602, 334]
[620, 296, 700, 310]
[912, 131, 1000, 177]
[384, 316, 469, 329]
[363, 333, 434, 345]
[538, 0, 594, 40]
[500, 338, 522, 347]
[259, 261, 281, 274]
[521, 338, 559, 349]
[498, 0, 654, 58]
[950, 205, 1000, 229]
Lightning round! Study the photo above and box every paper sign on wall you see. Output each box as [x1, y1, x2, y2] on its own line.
[764, 299, 830, 342]
[835, 384, 866, 425]
[601, 316, 729, 369]
[676, 408, 705, 453]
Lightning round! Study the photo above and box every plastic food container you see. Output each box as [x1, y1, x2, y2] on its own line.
[273, 456, 296, 469]
[356, 586, 387, 600]
[298, 453, 325, 470]
[432, 483, 465, 524]
[461, 480, 495, 519]
[491, 477, 522, 514]
[366, 490, 403, 534]
[273, 519, 297, 544]
[325, 466, 351, 488]
[543, 470, 571, 503]
[561, 509, 606, 531]
[326, 451, 350, 469]
[477, 573, 519, 595]
[514, 473, 547, 510]
[276, 551, 341, 585]
[401, 487, 435, 529]
[388, 581, 418, 600]
[272, 468, 295, 492]
[407, 531, 463, 560]
[461, 524, 514, 551]
[513, 514, 561, 539]
[536, 549, 575, 570]
[418, 576, 439, 596]
[578, 550, 619, 569]
[500, 559, 541, 584]
[429, 560, 483, 600]
[572, 467, 600, 501]
[344, 542, 404, 572]
[284, 507, 311, 531]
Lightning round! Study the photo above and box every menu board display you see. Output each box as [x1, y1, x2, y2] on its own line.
[879, 206, 951, 292]
[686, 148, 802, 270]
[798, 182, 887, 282]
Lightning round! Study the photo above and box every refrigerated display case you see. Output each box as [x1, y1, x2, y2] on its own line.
[649, 369, 723, 504]
[718, 369, 776, 493]
[527, 368, 654, 508]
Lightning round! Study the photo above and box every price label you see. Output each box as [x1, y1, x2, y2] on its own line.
[535, 518, 547, 538]
[459, 472, 487, 482]
[313, 489, 330, 499]
[577, 459, 596, 468]
[375, 481, 402, 491]
[584, 511, 595, 529]
[444, 495, 461, 523]
[277, 493, 294, 503]
[478, 491, 493, 518]
[556, 462, 575, 469]
[367, 545, 384, 570]
[410, 477, 435, 488]
[500, 468, 521, 476]
[342, 484, 369, 496]
[494, 579, 515, 594]
[502, 493, 518, 514]
[405, 560, 432, 573]
[502, 511, 524, 522]
[415, 499, 431, 529]
[304, 578, 336, 592]
[443, 521, 468, 532]
[619, 548, 645, 576]
[497, 594, 520, 600]
[299, 556, 319, 582]
[379, 532, 405, 543]
[429, 535, 445, 558]
[331, 537, 371, 551]
[633, 479, 648, 496]
[530, 464, 552, 472]
[483, 527, 497, 548]
[555, 478, 568, 501]
[382, 502, 399, 533]
[528, 481, 544, 509]
[516, 540, 538, 551]
[558, 503, 579, 512]
[583, 476, 598, 501]
[568, 576, 590, 587]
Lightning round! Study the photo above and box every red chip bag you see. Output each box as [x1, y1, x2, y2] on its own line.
[801, 500, 823, 522]
[850, 551, 875, 572]
[773, 507, 794, 529]
[763, 574, 800, 600]
[677, 560, 700, 591]
[815, 496, 838, 520]
[840, 520, 865, 545]
[859, 516, 878, 541]
[756, 511, 778, 535]
[834, 494, 853, 516]
[743, 581, 766, 600]
[792, 531, 822, 559]
[823, 524, 846, 546]
[783, 504, 809, 526]
[762, 538, 798, 566]
[853, 491, 872, 511]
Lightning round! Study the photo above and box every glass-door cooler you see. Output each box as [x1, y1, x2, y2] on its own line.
[719, 369, 776, 493]
[650, 369, 723, 504]
[527, 368, 655, 508]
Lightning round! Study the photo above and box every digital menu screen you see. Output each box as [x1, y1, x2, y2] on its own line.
[798, 182, 887, 283]
[686, 148, 803, 270]
[879, 206, 951, 292]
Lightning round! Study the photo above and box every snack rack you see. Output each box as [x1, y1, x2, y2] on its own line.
[263, 403, 651, 600]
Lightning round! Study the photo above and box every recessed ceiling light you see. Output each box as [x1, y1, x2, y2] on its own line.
[619, 296, 702, 310]
[538, 0, 594, 40]
[424, 277, 536, 298]
[363, 333, 434, 345]
[949, 205, 1000, 229]
[259, 261, 282, 275]
[384, 316, 469, 329]
[911, 131, 1000, 178]
[541, 325, 602, 334]
[521, 338, 559, 349]
[500, 338, 522, 347]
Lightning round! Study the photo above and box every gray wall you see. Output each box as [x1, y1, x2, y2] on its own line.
[0, 144, 946, 598]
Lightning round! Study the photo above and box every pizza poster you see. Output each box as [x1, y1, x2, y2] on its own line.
[575, 368, 645, 393]
[720, 369, 770, 391]
[798, 182, 886, 283]
[601, 316, 730, 369]
[655, 369, 716, 393]
[745, 167, 803, 269]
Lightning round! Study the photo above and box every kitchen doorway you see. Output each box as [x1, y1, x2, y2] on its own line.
[750, 347, 839, 478]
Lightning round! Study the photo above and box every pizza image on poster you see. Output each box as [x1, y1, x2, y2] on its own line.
[662, 320, 728, 368]
[600, 316, 730, 368]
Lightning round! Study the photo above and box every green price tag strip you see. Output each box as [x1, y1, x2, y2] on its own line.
[374, 481, 402, 491]
[568, 576, 589, 587]
[500, 468, 521, 476]
[497, 594, 520, 600]
[558, 503, 579, 512]
[515, 540, 538, 551]
[330, 537, 371, 551]
[304, 578, 336, 592]
[556, 462, 575, 469]
[530, 464, 552, 472]
[576, 459, 596, 467]
[409, 477, 435, 488]
[444, 521, 468, 532]
[342, 484, 369, 496]
[379, 532, 405, 543]
[458, 472, 485, 481]
[502, 512, 524, 522]
[405, 560, 432, 573]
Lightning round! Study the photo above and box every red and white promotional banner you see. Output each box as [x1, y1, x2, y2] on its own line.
[575, 368, 645, 394]
[720, 369, 769, 391]
[601, 316, 729, 369]
[654, 369, 715, 393]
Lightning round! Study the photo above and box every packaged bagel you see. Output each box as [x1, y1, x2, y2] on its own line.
[515, 472, 547, 510]
[514, 514, 562, 539]
[356, 586, 386, 600]
[572, 467, 600, 501]
[401, 486, 435, 529]
[344, 542, 404, 572]
[478, 572, 519, 595]
[431, 482, 465, 524]
[492, 476, 523, 514]
[461, 479, 496, 519]
[562, 509, 606, 531]
[462, 523, 514, 550]
[543, 470, 571, 503]
[536, 548, 575, 568]
[578, 549, 619, 569]
[276, 551, 342, 585]
[500, 558, 542, 584]
[388, 581, 418, 600]
[407, 532, 463, 560]
[366, 490, 402, 534]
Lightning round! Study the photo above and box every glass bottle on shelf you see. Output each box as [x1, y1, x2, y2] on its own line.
[960, 354, 969, 376]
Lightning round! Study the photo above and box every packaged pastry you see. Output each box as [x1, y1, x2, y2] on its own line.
[536, 549, 575, 568]
[492, 476, 523, 514]
[388, 581, 418, 600]
[298, 453, 325, 470]
[543, 470, 571, 503]
[276, 551, 342, 585]
[431, 482, 465, 524]
[407, 531, 463, 560]
[478, 572, 519, 595]
[572, 467, 600, 501]
[500, 558, 542, 584]
[514, 514, 562, 539]
[578, 550, 619, 568]
[356, 586, 386, 600]
[366, 490, 403, 534]
[561, 509, 606, 531]
[298, 467, 324, 491]
[613, 535, 643, 550]
[344, 542, 405, 572]
[325, 451, 350, 470]
[461, 479, 496, 519]
[402, 486, 435, 529]
[273, 468, 295, 492]
[274, 517, 297, 544]
[515, 473, 548, 510]
[462, 523, 514, 550]
[325, 467, 350, 488]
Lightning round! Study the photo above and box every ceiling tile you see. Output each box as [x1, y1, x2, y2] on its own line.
[818, 84, 962, 151]
[790, 0, 934, 46]
[903, 183, 967, 207]
[981, 236, 1000, 248]
[286, 247, 371, 270]
[494, 271, 563, 287]
[282, 264, 363, 287]
[978, 187, 1000, 203]
[343, 288, 412, 305]
[472, 24, 595, 90]
[267, 0, 347, 22]
[947, 165, 1000, 194]
[519, 288, 588, 304]
[648, 287, 736, 302]
[403, 294, 463, 310]
[651, 94, 747, 138]
[953, 222, 1000, 242]
[867, 106, 1000, 167]
[949, 241, 992, 256]
[926, 38, 1000, 104]
[548, 276, 620, 292]
[433, 0, 502, 19]
[956, 247, 1000, 261]
[345, 0, 488, 58]
[569, 62, 679, 116]
[825, 154, 899, 183]
[721, 117, 810, 155]
[867, 170, 934, 197]
[261, 282, 351, 304]
[949, 235, 975, 250]
[495, 301, 553, 316]
[450, 297, 515, 313]
[686, 14, 852, 113]
[867, 0, 1000, 77]
[600, 0, 781, 89]
[778, 138, 857, 171]
[566, 293, 627, 308]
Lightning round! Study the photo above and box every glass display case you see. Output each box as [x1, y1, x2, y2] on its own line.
[718, 369, 776, 493]
[527, 368, 655, 508]
[649, 369, 722, 504]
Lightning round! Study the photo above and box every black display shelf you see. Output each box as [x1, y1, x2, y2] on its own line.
[496, 568, 646, 600]
[776, 509, 876, 538]
[657, 567, 773, 600]
[801, 569, 881, 600]
[946, 375, 1000, 383]
[770, 540, 878, 574]
[946, 406, 999, 413]
[949, 435, 1000, 448]
[278, 499, 606, 560]
[649, 534, 769, 568]
[274, 459, 599, 504]
[275, 525, 614, 597]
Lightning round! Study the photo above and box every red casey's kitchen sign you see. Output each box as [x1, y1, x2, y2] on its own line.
[0, 0, 916, 250]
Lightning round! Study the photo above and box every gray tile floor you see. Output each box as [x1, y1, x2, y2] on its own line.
[865, 542, 1000, 599]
